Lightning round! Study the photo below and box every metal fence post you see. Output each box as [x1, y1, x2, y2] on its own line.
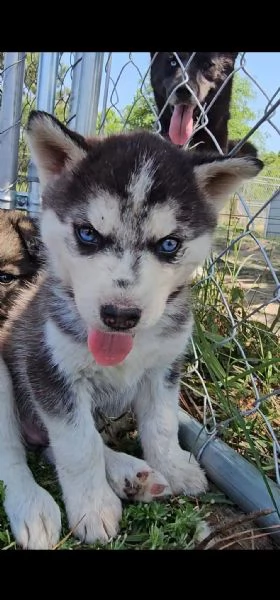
[67, 52, 83, 129]
[27, 52, 60, 216]
[73, 53, 104, 137]
[99, 53, 112, 134]
[0, 52, 26, 210]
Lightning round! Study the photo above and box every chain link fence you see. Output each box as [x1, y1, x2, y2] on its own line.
[0, 52, 279, 495]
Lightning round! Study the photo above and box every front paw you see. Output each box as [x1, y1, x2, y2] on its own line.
[5, 482, 61, 550]
[152, 450, 208, 497]
[65, 482, 122, 544]
[106, 451, 171, 502]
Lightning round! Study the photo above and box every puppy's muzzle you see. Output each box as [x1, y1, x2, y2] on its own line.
[100, 305, 141, 331]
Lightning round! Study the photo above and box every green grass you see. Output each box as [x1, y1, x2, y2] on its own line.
[182, 222, 280, 482]
[0, 455, 218, 551]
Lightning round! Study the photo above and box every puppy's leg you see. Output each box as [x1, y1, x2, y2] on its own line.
[104, 446, 171, 502]
[0, 358, 61, 549]
[41, 400, 122, 544]
[43, 441, 171, 503]
[133, 369, 208, 497]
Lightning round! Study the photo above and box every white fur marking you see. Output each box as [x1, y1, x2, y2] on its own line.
[144, 202, 178, 239]
[38, 396, 122, 544]
[133, 370, 208, 496]
[127, 157, 156, 205]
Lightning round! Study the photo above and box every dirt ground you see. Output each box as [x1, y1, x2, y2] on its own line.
[204, 485, 277, 550]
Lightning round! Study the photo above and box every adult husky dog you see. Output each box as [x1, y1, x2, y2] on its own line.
[0, 111, 263, 549]
[149, 52, 257, 157]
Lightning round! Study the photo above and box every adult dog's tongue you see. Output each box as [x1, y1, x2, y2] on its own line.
[88, 330, 133, 366]
[169, 105, 194, 146]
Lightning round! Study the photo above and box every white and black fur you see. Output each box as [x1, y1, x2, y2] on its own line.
[0, 111, 263, 549]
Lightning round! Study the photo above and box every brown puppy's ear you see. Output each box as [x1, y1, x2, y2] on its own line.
[26, 111, 89, 189]
[193, 155, 263, 213]
[14, 214, 43, 263]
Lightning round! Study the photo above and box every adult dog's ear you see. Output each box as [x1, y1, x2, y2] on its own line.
[228, 139, 259, 159]
[26, 111, 89, 189]
[221, 51, 239, 64]
[228, 51, 239, 61]
[192, 154, 263, 213]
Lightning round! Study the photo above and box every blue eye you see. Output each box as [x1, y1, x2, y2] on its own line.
[75, 225, 100, 246]
[158, 238, 180, 255]
[0, 272, 17, 284]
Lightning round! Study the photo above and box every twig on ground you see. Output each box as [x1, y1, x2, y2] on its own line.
[195, 508, 274, 549]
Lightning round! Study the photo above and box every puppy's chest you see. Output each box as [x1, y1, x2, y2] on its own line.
[72, 365, 139, 418]
[46, 321, 185, 416]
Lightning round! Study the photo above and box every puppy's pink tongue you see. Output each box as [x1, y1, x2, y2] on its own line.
[169, 105, 194, 146]
[88, 330, 133, 366]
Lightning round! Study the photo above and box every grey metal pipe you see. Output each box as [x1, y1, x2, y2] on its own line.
[0, 52, 26, 210]
[36, 53, 60, 114]
[74, 53, 104, 137]
[28, 52, 60, 215]
[99, 53, 112, 135]
[178, 410, 280, 546]
[67, 52, 83, 129]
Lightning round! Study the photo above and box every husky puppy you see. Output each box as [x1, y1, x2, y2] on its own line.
[0, 111, 263, 549]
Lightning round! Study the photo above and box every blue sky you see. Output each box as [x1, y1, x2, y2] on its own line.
[65, 52, 280, 152]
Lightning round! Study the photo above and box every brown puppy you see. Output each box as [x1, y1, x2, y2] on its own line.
[0, 209, 43, 326]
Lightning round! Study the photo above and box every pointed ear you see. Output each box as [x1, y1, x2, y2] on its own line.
[193, 155, 263, 213]
[228, 139, 258, 159]
[226, 51, 238, 61]
[26, 111, 89, 189]
[15, 214, 42, 261]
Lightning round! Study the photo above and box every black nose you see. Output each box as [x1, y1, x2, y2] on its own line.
[100, 305, 141, 331]
[175, 85, 191, 102]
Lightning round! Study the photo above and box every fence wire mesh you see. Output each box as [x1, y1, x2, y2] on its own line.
[0, 52, 279, 486]
[17, 52, 37, 192]
[16, 53, 76, 194]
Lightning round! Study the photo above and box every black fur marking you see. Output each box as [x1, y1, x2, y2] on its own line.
[26, 342, 75, 417]
[115, 279, 130, 289]
[132, 254, 141, 281]
[47, 284, 88, 343]
[167, 285, 185, 303]
[160, 307, 190, 337]
[164, 356, 184, 387]
[161, 285, 191, 336]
